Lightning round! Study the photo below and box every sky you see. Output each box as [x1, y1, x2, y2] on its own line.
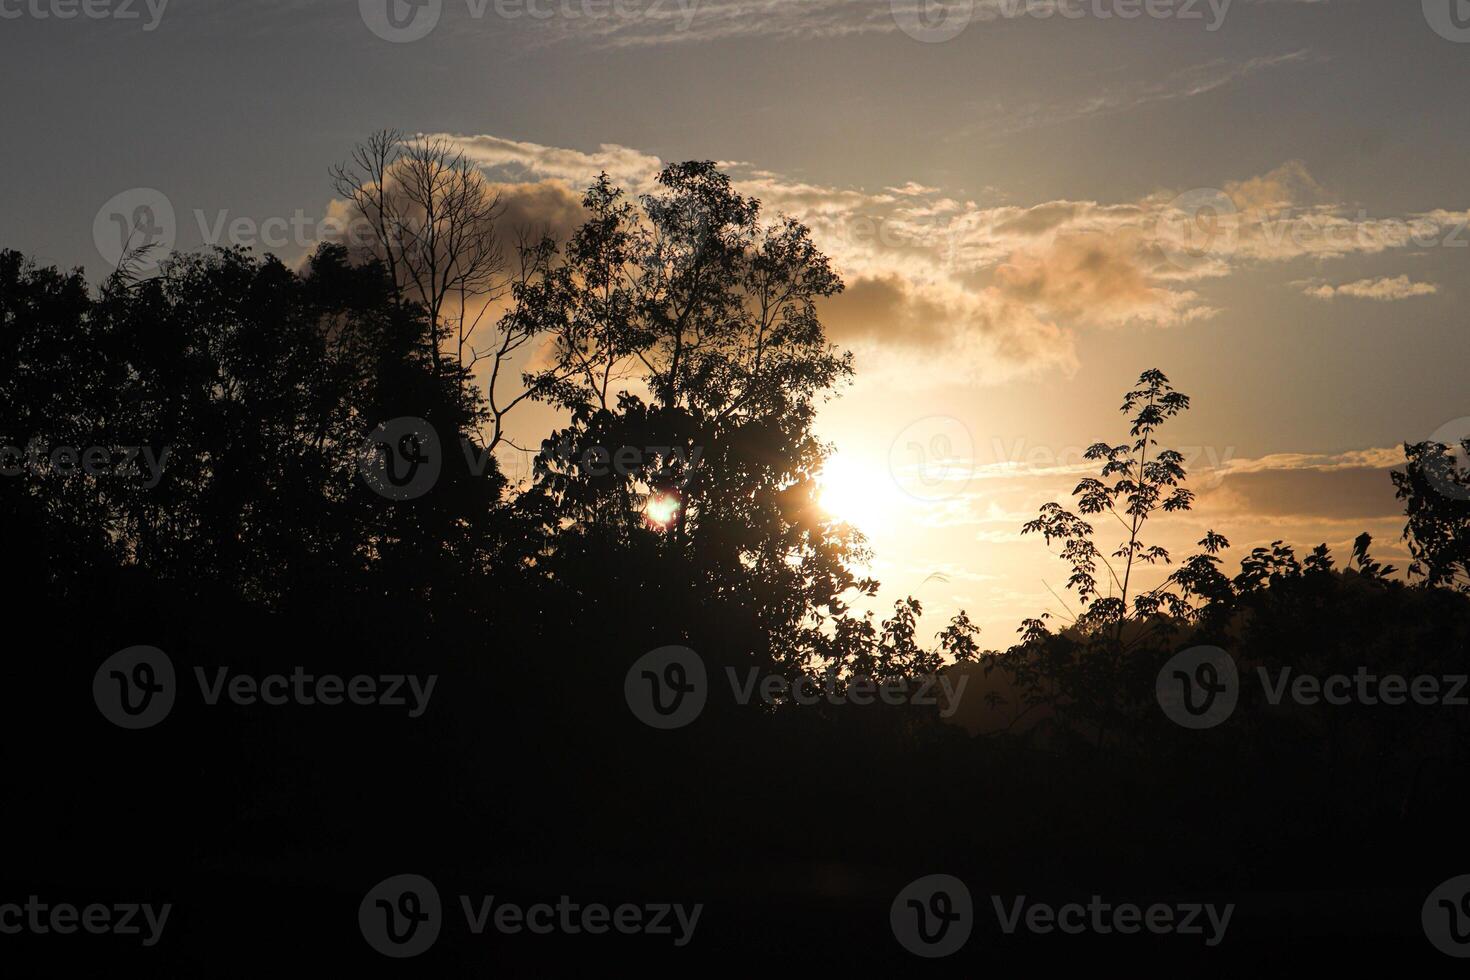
[3, 0, 1467, 641]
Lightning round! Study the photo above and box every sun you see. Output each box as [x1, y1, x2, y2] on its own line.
[817, 455, 895, 534]
[643, 493, 681, 529]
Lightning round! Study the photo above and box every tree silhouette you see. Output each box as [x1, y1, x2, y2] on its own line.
[7, 156, 1470, 970]
[1394, 437, 1470, 591]
[1022, 369, 1196, 635]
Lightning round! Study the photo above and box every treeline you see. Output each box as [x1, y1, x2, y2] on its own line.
[4, 157, 1470, 968]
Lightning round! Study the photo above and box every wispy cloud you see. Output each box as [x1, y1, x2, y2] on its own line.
[964, 50, 1316, 136]
[429, 133, 663, 188]
[504, 0, 1332, 49]
[1296, 275, 1439, 302]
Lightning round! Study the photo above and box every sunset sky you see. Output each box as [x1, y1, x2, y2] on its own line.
[4, 0, 1466, 640]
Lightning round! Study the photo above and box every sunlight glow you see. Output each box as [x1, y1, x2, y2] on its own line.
[644, 493, 680, 529]
[818, 455, 899, 534]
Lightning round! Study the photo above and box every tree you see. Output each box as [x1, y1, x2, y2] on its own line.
[503, 163, 984, 679]
[1393, 438, 1470, 591]
[0, 244, 503, 612]
[330, 130, 506, 375]
[1022, 369, 1197, 634]
[512, 167, 861, 668]
[521, 174, 649, 413]
[518, 162, 851, 422]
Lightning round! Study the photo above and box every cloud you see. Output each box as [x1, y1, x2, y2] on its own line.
[1216, 447, 1406, 475]
[820, 274, 953, 349]
[910, 443, 1407, 526]
[1197, 465, 1404, 524]
[818, 273, 1081, 386]
[992, 231, 1216, 328]
[493, 0, 1333, 49]
[1224, 159, 1323, 210]
[503, 0, 895, 49]
[429, 133, 662, 189]
[492, 180, 592, 244]
[315, 158, 591, 268]
[314, 133, 1465, 388]
[965, 50, 1316, 136]
[1297, 275, 1439, 302]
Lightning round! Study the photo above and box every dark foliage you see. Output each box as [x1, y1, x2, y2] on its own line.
[4, 171, 1470, 970]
